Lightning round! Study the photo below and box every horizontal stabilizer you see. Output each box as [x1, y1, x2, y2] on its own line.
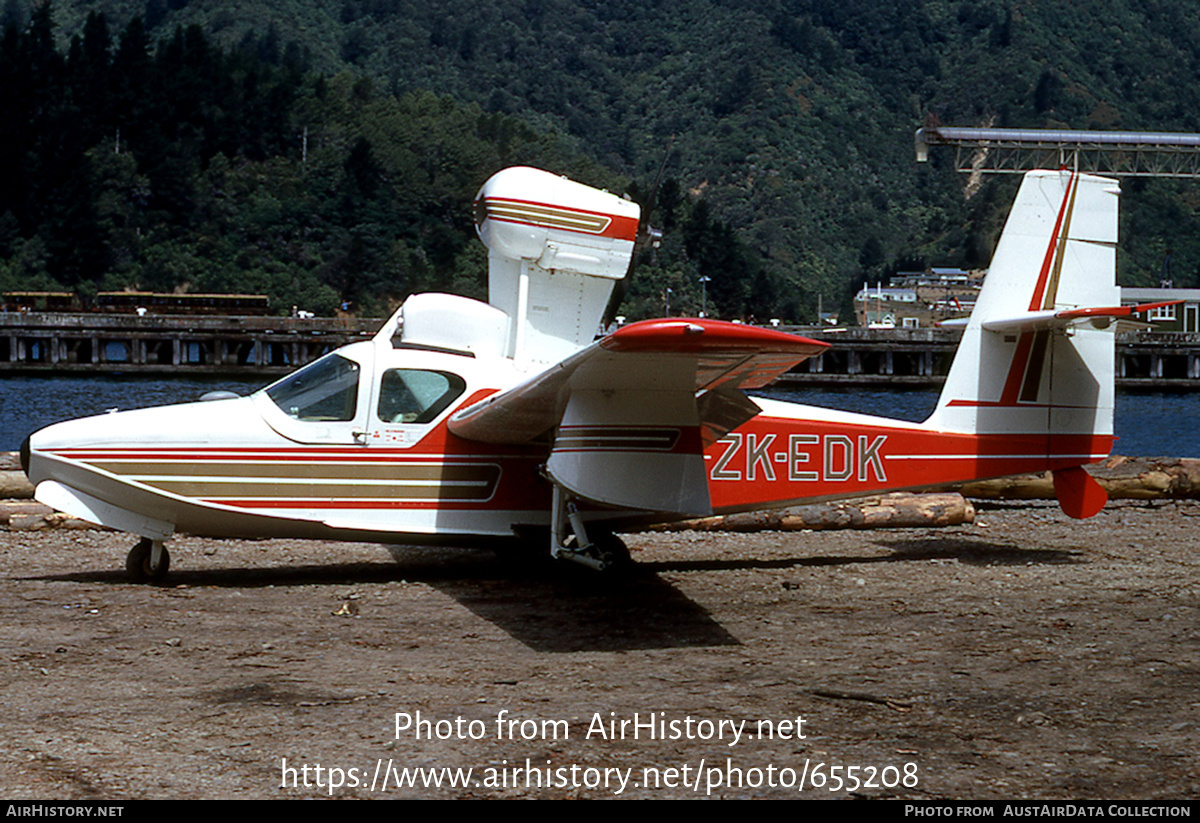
[947, 300, 1182, 334]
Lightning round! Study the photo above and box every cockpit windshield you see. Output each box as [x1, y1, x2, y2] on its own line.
[265, 354, 360, 421]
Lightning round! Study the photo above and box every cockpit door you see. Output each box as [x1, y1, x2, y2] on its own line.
[365, 367, 468, 448]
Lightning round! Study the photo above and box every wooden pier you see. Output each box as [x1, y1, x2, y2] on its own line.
[4, 314, 1200, 389]
[778, 327, 958, 386]
[0, 312, 378, 375]
[776, 327, 1200, 390]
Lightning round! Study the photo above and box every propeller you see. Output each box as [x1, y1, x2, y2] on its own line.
[602, 137, 675, 328]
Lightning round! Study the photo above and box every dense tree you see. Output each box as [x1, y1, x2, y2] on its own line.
[7, 0, 1200, 319]
[0, 8, 624, 314]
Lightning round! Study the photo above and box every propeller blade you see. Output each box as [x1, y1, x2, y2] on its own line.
[602, 137, 676, 328]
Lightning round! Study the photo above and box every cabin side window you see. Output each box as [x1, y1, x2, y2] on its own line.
[377, 370, 465, 425]
[265, 354, 360, 421]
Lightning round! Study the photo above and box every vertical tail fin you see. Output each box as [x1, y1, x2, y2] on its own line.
[926, 170, 1120, 518]
[928, 170, 1120, 437]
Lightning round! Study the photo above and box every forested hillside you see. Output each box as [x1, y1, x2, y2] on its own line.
[6, 0, 1200, 319]
[0, 5, 628, 316]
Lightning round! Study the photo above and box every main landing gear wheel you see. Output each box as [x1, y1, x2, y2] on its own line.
[556, 530, 632, 575]
[548, 485, 635, 575]
[589, 531, 632, 573]
[126, 538, 170, 584]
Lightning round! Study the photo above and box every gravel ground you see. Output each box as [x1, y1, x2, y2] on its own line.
[0, 498, 1197, 799]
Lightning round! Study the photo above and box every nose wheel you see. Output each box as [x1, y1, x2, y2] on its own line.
[126, 538, 171, 584]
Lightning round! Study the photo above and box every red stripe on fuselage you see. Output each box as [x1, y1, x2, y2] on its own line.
[705, 415, 1111, 513]
[45, 448, 549, 513]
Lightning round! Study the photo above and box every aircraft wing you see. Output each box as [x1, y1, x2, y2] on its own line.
[448, 319, 828, 515]
[448, 319, 827, 444]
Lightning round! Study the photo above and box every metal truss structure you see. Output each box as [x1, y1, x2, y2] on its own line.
[916, 127, 1200, 177]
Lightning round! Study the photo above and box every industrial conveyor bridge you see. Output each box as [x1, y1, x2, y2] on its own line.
[916, 127, 1200, 177]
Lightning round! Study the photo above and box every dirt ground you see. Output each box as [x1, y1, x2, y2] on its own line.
[0, 498, 1197, 800]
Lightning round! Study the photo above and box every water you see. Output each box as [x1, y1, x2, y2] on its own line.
[759, 387, 1200, 458]
[0, 375, 268, 449]
[2, 376, 1196, 458]
[757, 387, 940, 425]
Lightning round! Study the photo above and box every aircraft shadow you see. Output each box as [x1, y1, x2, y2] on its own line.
[24, 536, 1076, 651]
[427, 567, 741, 653]
[636, 536, 1082, 573]
[26, 559, 463, 588]
[868, 535, 1083, 566]
[25, 551, 740, 654]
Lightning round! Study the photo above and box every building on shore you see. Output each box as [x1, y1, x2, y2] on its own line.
[1121, 287, 1200, 333]
[854, 268, 982, 328]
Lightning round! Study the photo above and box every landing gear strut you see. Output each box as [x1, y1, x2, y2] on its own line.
[549, 485, 631, 572]
[126, 537, 170, 584]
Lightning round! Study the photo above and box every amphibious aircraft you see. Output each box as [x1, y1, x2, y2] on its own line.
[20, 166, 1162, 582]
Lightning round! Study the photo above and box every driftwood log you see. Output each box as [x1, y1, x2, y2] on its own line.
[0, 499, 97, 530]
[654, 492, 975, 532]
[961, 455, 1200, 500]
[0, 471, 34, 499]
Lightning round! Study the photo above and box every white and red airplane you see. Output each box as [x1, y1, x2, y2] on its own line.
[20, 166, 1161, 581]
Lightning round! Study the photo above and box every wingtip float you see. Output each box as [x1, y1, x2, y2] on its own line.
[25, 167, 1120, 581]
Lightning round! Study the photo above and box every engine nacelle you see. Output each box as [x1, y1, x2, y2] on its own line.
[474, 166, 639, 279]
[474, 167, 642, 368]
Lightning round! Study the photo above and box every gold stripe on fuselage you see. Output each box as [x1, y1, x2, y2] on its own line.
[484, 200, 612, 233]
[79, 460, 502, 502]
